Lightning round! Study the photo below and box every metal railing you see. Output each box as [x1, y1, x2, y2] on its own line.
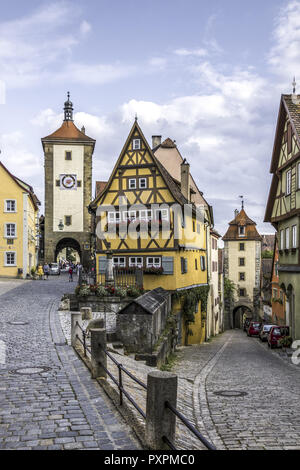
[97, 341, 215, 450]
[74, 322, 215, 450]
[165, 401, 216, 450]
[97, 267, 143, 288]
[76, 322, 91, 357]
[98, 342, 147, 419]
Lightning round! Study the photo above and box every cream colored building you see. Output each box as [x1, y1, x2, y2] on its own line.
[223, 207, 262, 329]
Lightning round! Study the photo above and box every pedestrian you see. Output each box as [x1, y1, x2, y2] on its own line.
[68, 265, 73, 282]
[43, 263, 50, 280]
[37, 264, 43, 280]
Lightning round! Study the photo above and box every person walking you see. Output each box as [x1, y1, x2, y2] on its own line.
[37, 264, 44, 280]
[68, 265, 73, 282]
[43, 263, 50, 280]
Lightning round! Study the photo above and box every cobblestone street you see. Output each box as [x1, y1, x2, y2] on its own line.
[0, 277, 141, 450]
[173, 330, 300, 450]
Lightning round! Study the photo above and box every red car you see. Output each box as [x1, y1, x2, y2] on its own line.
[268, 326, 290, 349]
[247, 321, 262, 337]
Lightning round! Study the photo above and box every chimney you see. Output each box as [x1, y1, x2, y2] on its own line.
[181, 159, 190, 201]
[152, 135, 162, 149]
[81, 126, 86, 134]
[234, 209, 239, 218]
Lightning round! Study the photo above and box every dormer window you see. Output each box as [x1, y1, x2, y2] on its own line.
[133, 139, 141, 150]
[239, 226, 245, 237]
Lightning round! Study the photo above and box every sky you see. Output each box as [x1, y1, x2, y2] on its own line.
[0, 0, 299, 237]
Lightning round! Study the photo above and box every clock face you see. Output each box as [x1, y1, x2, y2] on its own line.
[60, 174, 77, 189]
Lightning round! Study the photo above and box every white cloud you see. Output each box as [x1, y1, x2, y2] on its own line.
[269, 0, 300, 88]
[80, 20, 92, 36]
[56, 62, 137, 85]
[174, 48, 208, 57]
[31, 109, 114, 140]
[0, 131, 41, 179]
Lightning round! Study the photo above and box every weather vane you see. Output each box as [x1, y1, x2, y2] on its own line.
[239, 195, 244, 210]
[292, 77, 300, 104]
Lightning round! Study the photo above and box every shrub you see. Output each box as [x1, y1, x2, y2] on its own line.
[279, 336, 293, 348]
[77, 285, 90, 297]
[115, 287, 127, 298]
[95, 285, 107, 297]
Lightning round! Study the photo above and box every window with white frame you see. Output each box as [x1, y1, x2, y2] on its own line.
[133, 139, 141, 150]
[5, 223, 16, 238]
[141, 209, 153, 221]
[286, 169, 292, 195]
[147, 257, 161, 268]
[292, 225, 297, 248]
[122, 211, 136, 222]
[139, 178, 147, 189]
[107, 211, 121, 223]
[285, 227, 290, 249]
[5, 251, 16, 266]
[128, 179, 136, 189]
[5, 200, 16, 212]
[113, 257, 126, 267]
[155, 208, 169, 221]
[280, 230, 284, 249]
[129, 257, 143, 267]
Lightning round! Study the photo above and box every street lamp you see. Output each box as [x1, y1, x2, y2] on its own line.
[58, 220, 64, 231]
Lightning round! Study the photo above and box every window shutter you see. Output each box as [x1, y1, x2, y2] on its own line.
[184, 258, 188, 273]
[162, 256, 174, 275]
[98, 256, 107, 273]
[200, 256, 206, 271]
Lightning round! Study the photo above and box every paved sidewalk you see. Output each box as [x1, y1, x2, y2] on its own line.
[0, 278, 141, 450]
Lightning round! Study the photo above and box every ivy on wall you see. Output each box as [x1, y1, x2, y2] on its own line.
[174, 285, 210, 324]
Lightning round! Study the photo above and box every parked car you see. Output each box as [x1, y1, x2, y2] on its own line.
[247, 321, 262, 337]
[49, 263, 60, 275]
[243, 318, 252, 332]
[259, 324, 276, 342]
[268, 326, 290, 349]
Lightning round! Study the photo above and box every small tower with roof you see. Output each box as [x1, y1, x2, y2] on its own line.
[41, 93, 96, 267]
[222, 201, 262, 329]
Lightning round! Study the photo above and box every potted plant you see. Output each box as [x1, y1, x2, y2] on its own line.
[279, 336, 293, 351]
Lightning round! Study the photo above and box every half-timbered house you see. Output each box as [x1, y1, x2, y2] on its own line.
[265, 91, 300, 339]
[89, 120, 209, 344]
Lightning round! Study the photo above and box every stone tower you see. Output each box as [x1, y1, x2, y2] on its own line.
[222, 205, 262, 329]
[41, 93, 96, 267]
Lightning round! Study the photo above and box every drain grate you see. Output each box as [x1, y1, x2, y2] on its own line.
[8, 321, 29, 326]
[213, 390, 248, 398]
[10, 366, 52, 375]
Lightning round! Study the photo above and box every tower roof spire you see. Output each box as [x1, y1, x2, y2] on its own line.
[64, 92, 74, 121]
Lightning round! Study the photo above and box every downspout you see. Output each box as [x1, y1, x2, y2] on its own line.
[205, 220, 209, 342]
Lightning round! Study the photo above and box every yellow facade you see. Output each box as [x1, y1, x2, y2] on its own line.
[91, 121, 208, 344]
[0, 163, 39, 278]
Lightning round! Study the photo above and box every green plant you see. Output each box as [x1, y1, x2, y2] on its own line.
[279, 336, 293, 348]
[174, 285, 210, 345]
[262, 250, 274, 259]
[95, 285, 107, 297]
[224, 278, 236, 302]
[30, 267, 36, 276]
[115, 287, 127, 298]
[160, 352, 178, 371]
[76, 285, 90, 297]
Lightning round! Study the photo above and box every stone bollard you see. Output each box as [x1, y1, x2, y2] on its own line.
[71, 312, 83, 348]
[90, 328, 107, 379]
[81, 306, 92, 321]
[145, 371, 178, 450]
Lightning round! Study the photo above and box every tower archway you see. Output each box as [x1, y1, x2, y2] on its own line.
[232, 305, 252, 329]
[55, 238, 82, 264]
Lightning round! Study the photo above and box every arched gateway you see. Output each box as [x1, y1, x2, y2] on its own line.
[41, 94, 96, 268]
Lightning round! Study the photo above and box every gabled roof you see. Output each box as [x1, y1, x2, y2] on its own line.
[223, 208, 261, 241]
[153, 137, 213, 224]
[265, 94, 300, 222]
[0, 161, 40, 210]
[89, 120, 191, 210]
[41, 120, 95, 147]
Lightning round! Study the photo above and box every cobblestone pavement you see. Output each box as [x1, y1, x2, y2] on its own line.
[0, 276, 141, 450]
[173, 330, 300, 450]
